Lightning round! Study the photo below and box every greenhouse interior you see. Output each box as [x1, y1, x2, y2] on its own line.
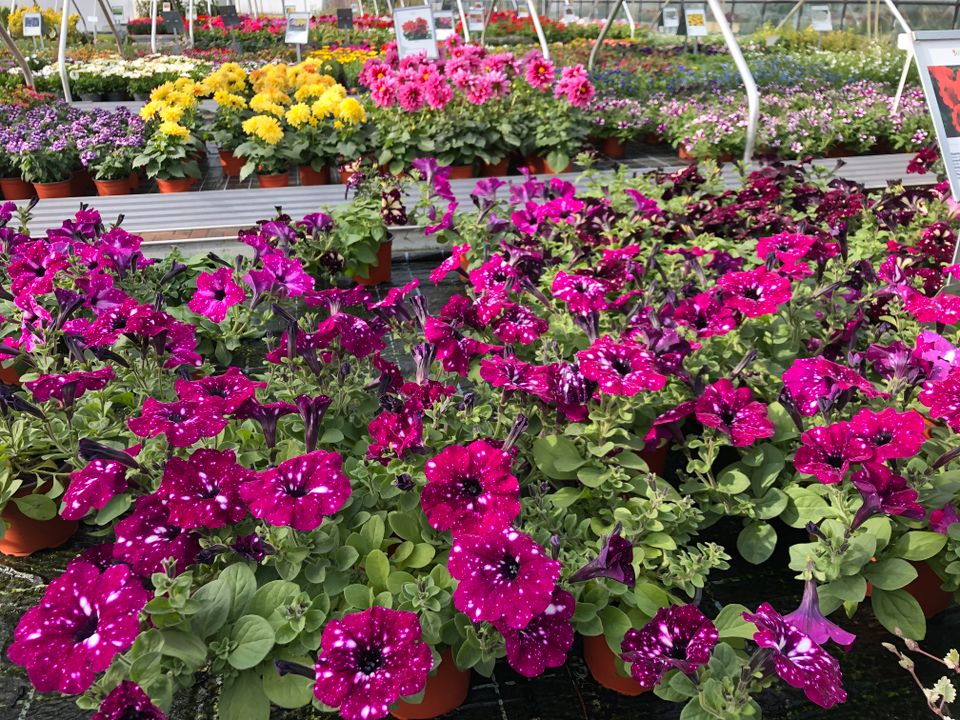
[2, 0, 960, 718]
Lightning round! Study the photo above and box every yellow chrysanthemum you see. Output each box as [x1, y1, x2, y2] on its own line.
[311, 98, 335, 120]
[140, 100, 163, 121]
[249, 93, 286, 117]
[285, 103, 313, 129]
[150, 82, 174, 102]
[294, 83, 329, 102]
[158, 121, 190, 139]
[242, 115, 284, 145]
[214, 90, 247, 110]
[335, 97, 366, 125]
[159, 105, 184, 123]
[320, 85, 346, 103]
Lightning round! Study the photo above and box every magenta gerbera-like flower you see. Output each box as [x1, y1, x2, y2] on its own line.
[240, 450, 351, 531]
[93, 681, 166, 720]
[742, 602, 847, 709]
[920, 369, 960, 432]
[620, 605, 719, 688]
[448, 527, 561, 629]
[421, 440, 520, 536]
[62, 446, 139, 521]
[695, 379, 774, 447]
[577, 336, 666, 397]
[793, 423, 872, 484]
[113, 494, 201, 576]
[783, 357, 882, 416]
[175, 366, 266, 414]
[24, 367, 115, 405]
[783, 579, 856, 649]
[494, 588, 575, 678]
[157, 449, 253, 530]
[313, 606, 433, 720]
[850, 462, 925, 529]
[718, 268, 792, 318]
[127, 398, 228, 448]
[187, 267, 246, 323]
[7, 562, 148, 695]
[849, 407, 926, 462]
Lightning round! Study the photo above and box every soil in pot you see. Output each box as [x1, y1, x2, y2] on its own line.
[353, 241, 392, 286]
[258, 172, 290, 188]
[582, 635, 649, 696]
[157, 177, 194, 193]
[299, 164, 331, 186]
[0, 177, 34, 200]
[219, 149, 244, 178]
[95, 178, 132, 196]
[34, 179, 75, 199]
[0, 496, 78, 557]
[390, 650, 470, 720]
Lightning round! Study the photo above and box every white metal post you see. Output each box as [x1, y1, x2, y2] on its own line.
[893, 46, 913, 112]
[707, 0, 757, 161]
[150, 0, 158, 51]
[188, 0, 195, 44]
[455, 0, 470, 40]
[58, 0, 71, 102]
[622, 0, 634, 38]
[588, 0, 620, 70]
[526, 0, 549, 56]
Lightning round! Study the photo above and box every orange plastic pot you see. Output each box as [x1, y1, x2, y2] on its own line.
[258, 172, 290, 188]
[582, 635, 649, 696]
[299, 164, 331, 186]
[678, 146, 696, 163]
[353, 241, 392, 286]
[480, 158, 510, 177]
[95, 178, 132, 196]
[219, 149, 244, 178]
[157, 177, 194, 193]
[72, 168, 96, 196]
[0, 362, 20, 385]
[866, 561, 952, 619]
[390, 650, 470, 719]
[446, 164, 474, 180]
[0, 177, 34, 200]
[524, 155, 545, 174]
[0, 496, 78, 557]
[34, 179, 74, 199]
[128, 172, 141, 191]
[602, 136, 626, 158]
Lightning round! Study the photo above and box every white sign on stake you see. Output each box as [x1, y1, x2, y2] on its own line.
[560, 6, 577, 24]
[810, 5, 832, 32]
[393, 5, 439, 59]
[662, 6, 679, 29]
[684, 4, 707, 36]
[467, 1, 484, 32]
[912, 31, 960, 203]
[434, 10, 454, 40]
[22, 12, 41, 36]
[285, 11, 309, 44]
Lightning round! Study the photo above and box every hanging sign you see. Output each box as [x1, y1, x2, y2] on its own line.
[22, 12, 42, 36]
[912, 31, 960, 201]
[337, 8, 354, 27]
[683, 4, 707, 36]
[661, 6, 679, 30]
[219, 4, 242, 27]
[285, 11, 310, 43]
[111, 4, 126, 23]
[393, 5, 439, 58]
[810, 5, 832, 32]
[560, 6, 577, 24]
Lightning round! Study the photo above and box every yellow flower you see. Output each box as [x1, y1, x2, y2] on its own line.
[311, 97, 335, 120]
[150, 82, 174, 102]
[333, 120, 344, 130]
[214, 90, 247, 110]
[335, 97, 366, 125]
[294, 83, 328, 102]
[320, 85, 346, 103]
[249, 93, 286, 117]
[285, 103, 313, 129]
[140, 100, 163, 121]
[242, 115, 284, 145]
[159, 105, 184, 123]
[158, 121, 189, 139]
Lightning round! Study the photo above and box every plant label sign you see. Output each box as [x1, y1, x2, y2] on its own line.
[285, 12, 310, 44]
[162, 2, 171, 11]
[394, 6, 439, 59]
[467, 2, 484, 32]
[219, 4, 242, 27]
[160, 10, 185, 34]
[337, 8, 354, 29]
[22, 12, 42, 37]
[810, 5, 832, 32]
[683, 4, 707, 36]
[912, 31, 960, 202]
[434, 10, 454, 40]
[661, 6, 679, 31]
[111, 4, 126, 23]
[560, 7, 577, 25]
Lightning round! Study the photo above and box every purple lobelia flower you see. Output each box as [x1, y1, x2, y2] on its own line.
[313, 606, 433, 720]
[718, 268, 792, 318]
[421, 439, 520, 536]
[920, 369, 960, 433]
[620, 605, 719, 688]
[239, 450, 351, 531]
[850, 462, 925, 529]
[849, 408, 926, 462]
[930, 503, 960, 534]
[576, 336, 666, 397]
[157, 449, 253, 530]
[494, 588, 575, 678]
[175, 366, 266, 414]
[93, 681, 166, 720]
[742, 602, 847, 709]
[695, 379, 775, 447]
[448, 527, 561, 629]
[7, 562, 148, 695]
[793, 422, 873, 484]
[783, 579, 856, 649]
[234, 398, 297, 449]
[782, 357, 882, 417]
[127, 398, 228, 448]
[113, 494, 201, 576]
[568, 523, 635, 587]
[61, 445, 139, 521]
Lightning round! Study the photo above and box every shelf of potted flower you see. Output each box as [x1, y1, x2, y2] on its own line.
[15, 132, 79, 199]
[135, 79, 204, 193]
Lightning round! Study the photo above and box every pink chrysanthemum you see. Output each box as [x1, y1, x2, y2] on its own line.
[620, 605, 719, 688]
[494, 588, 575, 678]
[718, 268, 792, 318]
[793, 422, 873, 484]
[157, 449, 253, 530]
[694, 379, 774, 447]
[187, 267, 246, 323]
[127, 398, 228, 448]
[577, 336, 666, 397]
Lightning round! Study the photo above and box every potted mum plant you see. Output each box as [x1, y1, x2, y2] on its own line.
[236, 113, 292, 186]
[133, 119, 203, 193]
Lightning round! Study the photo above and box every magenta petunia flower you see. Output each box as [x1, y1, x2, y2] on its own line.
[620, 605, 719, 688]
[429, 243, 470, 284]
[742, 602, 847, 709]
[930, 503, 960, 534]
[695, 379, 774, 447]
[187, 267, 246, 323]
[239, 450, 351, 531]
[244, 253, 315, 300]
[552, 272, 610, 315]
[313, 606, 433, 720]
[782, 357, 882, 417]
[316, 313, 387, 359]
[671, 292, 739, 338]
[494, 588, 574, 678]
[783, 579, 856, 649]
[421, 440, 520, 536]
[175, 366, 266, 414]
[717, 268, 792, 318]
[113, 494, 201, 576]
[448, 527, 561, 629]
[367, 405, 423, 463]
[157, 449, 253, 530]
[568, 523, 635, 587]
[850, 462, 925, 529]
[62, 446, 139, 521]
[423, 316, 501, 376]
[491, 303, 548, 345]
[24, 367, 115, 405]
[849, 408, 926, 462]
[577, 336, 666, 397]
[234, 398, 297, 448]
[127, 398, 228, 448]
[8, 562, 148, 695]
[755, 232, 816, 263]
[793, 423, 873, 484]
[93, 681, 166, 720]
[920, 369, 960, 432]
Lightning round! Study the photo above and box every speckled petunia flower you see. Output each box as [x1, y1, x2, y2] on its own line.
[240, 450, 351, 531]
[793, 422, 872, 484]
[157, 449, 253, 530]
[313, 606, 433, 720]
[695, 379, 774, 447]
[494, 588, 575, 678]
[783, 579, 856, 649]
[429, 243, 470, 284]
[671, 292, 739, 338]
[849, 407, 926, 462]
[187, 267, 246, 323]
[24, 367, 115, 405]
[61, 446, 139, 521]
[113, 494, 201, 576]
[620, 605, 719, 688]
[174, 366, 266, 414]
[448, 527, 561, 629]
[92, 681, 166, 720]
[920, 369, 960, 433]
[850, 462, 925, 529]
[552, 272, 610, 315]
[742, 602, 847, 709]
[421, 440, 520, 536]
[367, 405, 423, 464]
[569, 523, 635, 587]
[782, 357, 882, 417]
[930, 503, 960, 534]
[576, 336, 666, 397]
[8, 562, 148, 695]
[127, 398, 228, 448]
[718, 268, 792, 318]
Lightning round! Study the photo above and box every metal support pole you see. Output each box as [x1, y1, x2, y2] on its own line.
[775, 0, 805, 30]
[480, 0, 496, 45]
[357, 0, 364, 17]
[881, 0, 910, 32]
[188, 0, 195, 45]
[893, 47, 912, 112]
[150, 0, 158, 52]
[526, 0, 549, 56]
[0, 23, 34, 88]
[649, 0, 669, 30]
[58, 0, 71, 101]
[707, 0, 758, 161]
[96, 0, 124, 53]
[455, 0, 470, 40]
[622, 0, 634, 37]
[588, 0, 621, 71]
[372, 0, 379, 14]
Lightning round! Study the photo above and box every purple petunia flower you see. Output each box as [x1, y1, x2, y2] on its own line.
[157, 449, 253, 530]
[127, 398, 228, 448]
[620, 605, 719, 688]
[24, 367, 115, 406]
[718, 268, 792, 318]
[113, 494, 201, 576]
[234, 398, 297, 449]
[187, 267, 246, 323]
[494, 588, 575, 678]
[8, 562, 148, 695]
[568, 523, 635, 587]
[421, 440, 520, 536]
[313, 607, 433, 720]
[783, 579, 856, 649]
[577, 336, 666, 397]
[920, 369, 960, 433]
[850, 462, 925, 529]
[62, 446, 139, 521]
[742, 602, 847, 709]
[175, 366, 266, 414]
[849, 408, 926, 462]
[694, 379, 775, 447]
[783, 357, 882, 416]
[92, 681, 166, 720]
[448, 527, 561, 629]
[930, 503, 960, 534]
[239, 450, 351, 531]
[244, 253, 315, 300]
[793, 422, 873, 484]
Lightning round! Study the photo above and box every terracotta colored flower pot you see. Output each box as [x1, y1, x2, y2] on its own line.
[867, 561, 952, 619]
[128, 172, 141, 191]
[33, 179, 75, 199]
[71, 168, 96, 196]
[480, 158, 510, 177]
[0, 177, 34, 200]
[717, 152, 735, 163]
[602, 136, 626, 158]
[542, 157, 572, 174]
[353, 241, 392, 286]
[643, 132, 661, 145]
[157, 177, 194, 193]
[390, 650, 470, 720]
[678, 146, 696, 163]
[446, 164, 474, 180]
[0, 496, 78, 557]
[95, 178, 132, 196]
[258, 172, 290, 188]
[0, 362, 20, 385]
[219, 149, 244, 178]
[299, 164, 331, 186]
[524, 155, 545, 174]
[582, 635, 648, 696]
